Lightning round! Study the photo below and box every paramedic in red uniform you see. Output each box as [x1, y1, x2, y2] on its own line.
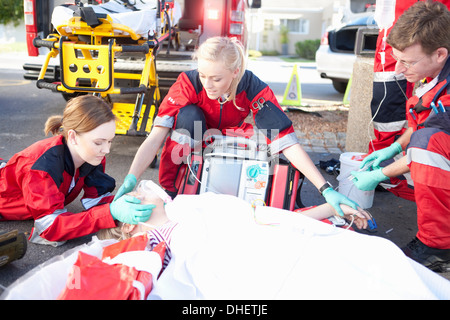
[367, 0, 450, 201]
[115, 36, 359, 218]
[351, 1, 450, 271]
[0, 95, 154, 246]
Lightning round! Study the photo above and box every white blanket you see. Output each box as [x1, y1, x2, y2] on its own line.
[52, 0, 182, 38]
[2, 193, 450, 300]
[149, 193, 450, 300]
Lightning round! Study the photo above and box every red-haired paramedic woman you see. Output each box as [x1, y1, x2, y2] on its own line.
[115, 37, 359, 217]
[0, 95, 154, 246]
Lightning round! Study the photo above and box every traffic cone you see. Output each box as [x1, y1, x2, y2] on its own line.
[343, 74, 352, 106]
[281, 64, 302, 106]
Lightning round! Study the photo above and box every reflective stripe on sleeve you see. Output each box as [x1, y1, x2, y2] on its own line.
[153, 115, 174, 128]
[407, 147, 450, 171]
[81, 192, 113, 210]
[34, 208, 68, 234]
[373, 120, 408, 133]
[269, 132, 299, 154]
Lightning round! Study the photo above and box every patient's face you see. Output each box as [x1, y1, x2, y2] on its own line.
[98, 183, 170, 240]
[127, 190, 160, 206]
[124, 188, 168, 234]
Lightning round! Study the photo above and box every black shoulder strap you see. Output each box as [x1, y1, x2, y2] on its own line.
[432, 73, 450, 104]
[74, 6, 106, 28]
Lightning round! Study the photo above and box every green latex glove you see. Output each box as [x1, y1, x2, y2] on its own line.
[351, 168, 388, 191]
[113, 174, 137, 202]
[360, 142, 402, 169]
[322, 187, 359, 217]
[110, 195, 156, 225]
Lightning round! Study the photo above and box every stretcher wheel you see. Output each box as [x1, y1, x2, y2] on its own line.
[0, 230, 27, 267]
[295, 180, 305, 209]
[150, 155, 157, 168]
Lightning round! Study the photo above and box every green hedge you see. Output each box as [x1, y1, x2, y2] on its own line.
[0, 0, 24, 26]
[294, 39, 320, 60]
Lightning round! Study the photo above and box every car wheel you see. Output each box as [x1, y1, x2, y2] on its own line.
[332, 79, 349, 94]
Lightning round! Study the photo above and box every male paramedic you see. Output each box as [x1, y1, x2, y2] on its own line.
[367, 0, 450, 201]
[351, 1, 450, 272]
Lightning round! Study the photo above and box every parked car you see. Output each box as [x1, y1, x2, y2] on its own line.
[316, 14, 378, 93]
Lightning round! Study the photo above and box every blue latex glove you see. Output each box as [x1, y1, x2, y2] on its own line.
[351, 168, 388, 191]
[113, 174, 137, 202]
[360, 142, 402, 169]
[322, 187, 359, 217]
[110, 195, 156, 225]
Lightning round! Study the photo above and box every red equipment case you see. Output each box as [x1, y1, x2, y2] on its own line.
[175, 135, 305, 210]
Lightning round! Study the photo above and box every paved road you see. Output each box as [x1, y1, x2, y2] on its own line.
[0, 53, 448, 294]
[0, 51, 345, 105]
[247, 56, 344, 105]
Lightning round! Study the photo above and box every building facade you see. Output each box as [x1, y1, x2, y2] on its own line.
[247, 0, 367, 55]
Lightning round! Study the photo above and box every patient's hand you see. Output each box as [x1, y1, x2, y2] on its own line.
[339, 204, 371, 229]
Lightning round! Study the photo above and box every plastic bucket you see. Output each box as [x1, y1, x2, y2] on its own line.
[337, 152, 374, 209]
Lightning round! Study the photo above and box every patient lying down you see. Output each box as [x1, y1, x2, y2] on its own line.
[98, 180, 177, 268]
[98, 180, 371, 243]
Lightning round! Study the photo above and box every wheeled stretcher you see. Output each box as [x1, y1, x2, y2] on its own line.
[33, 1, 181, 136]
[3, 193, 450, 300]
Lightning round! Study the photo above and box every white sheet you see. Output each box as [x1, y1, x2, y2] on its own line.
[1, 238, 117, 300]
[2, 193, 450, 300]
[149, 193, 450, 300]
[51, 0, 182, 38]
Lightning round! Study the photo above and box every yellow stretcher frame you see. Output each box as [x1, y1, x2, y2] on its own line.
[34, 11, 173, 136]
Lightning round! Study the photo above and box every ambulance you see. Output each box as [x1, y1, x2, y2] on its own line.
[22, 0, 262, 97]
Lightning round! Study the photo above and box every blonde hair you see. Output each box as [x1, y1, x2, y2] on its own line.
[193, 36, 246, 109]
[97, 221, 130, 241]
[44, 95, 115, 138]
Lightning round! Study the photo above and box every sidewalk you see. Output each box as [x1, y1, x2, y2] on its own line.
[247, 56, 347, 153]
[0, 50, 28, 70]
[297, 130, 346, 154]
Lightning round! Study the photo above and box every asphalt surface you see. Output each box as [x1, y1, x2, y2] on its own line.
[0, 53, 449, 296]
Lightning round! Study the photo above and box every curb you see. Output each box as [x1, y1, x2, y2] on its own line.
[296, 130, 345, 154]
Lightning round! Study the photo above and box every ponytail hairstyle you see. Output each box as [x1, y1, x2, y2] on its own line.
[193, 36, 247, 110]
[44, 95, 115, 138]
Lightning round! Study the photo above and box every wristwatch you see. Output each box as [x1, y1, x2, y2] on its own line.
[319, 181, 332, 195]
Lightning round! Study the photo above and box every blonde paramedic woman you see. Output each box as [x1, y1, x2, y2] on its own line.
[115, 36, 359, 216]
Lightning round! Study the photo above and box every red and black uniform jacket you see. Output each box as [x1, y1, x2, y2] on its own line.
[406, 57, 450, 131]
[404, 57, 450, 248]
[0, 135, 116, 245]
[154, 70, 298, 154]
